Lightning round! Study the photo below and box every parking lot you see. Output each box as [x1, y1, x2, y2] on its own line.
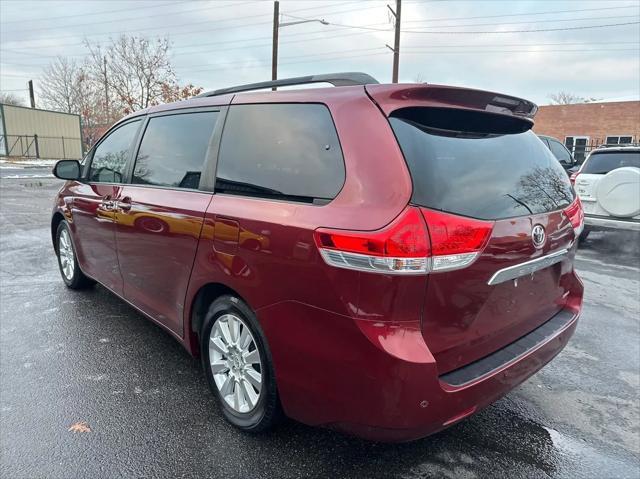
[1, 175, 638, 478]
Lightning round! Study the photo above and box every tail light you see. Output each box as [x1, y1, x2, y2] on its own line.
[314, 207, 430, 274]
[570, 172, 579, 185]
[419, 208, 493, 272]
[564, 196, 584, 237]
[314, 206, 494, 275]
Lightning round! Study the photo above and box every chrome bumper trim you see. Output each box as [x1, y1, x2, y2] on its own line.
[487, 248, 569, 286]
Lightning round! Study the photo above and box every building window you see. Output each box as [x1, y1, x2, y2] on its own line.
[605, 135, 633, 145]
[565, 136, 590, 164]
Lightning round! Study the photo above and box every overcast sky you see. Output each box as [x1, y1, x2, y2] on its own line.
[1, 0, 639, 106]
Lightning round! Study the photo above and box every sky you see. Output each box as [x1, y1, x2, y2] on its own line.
[1, 0, 639, 107]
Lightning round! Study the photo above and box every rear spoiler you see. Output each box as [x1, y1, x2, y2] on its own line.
[366, 84, 538, 121]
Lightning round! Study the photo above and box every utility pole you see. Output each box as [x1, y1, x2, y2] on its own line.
[28, 80, 35, 108]
[103, 57, 109, 121]
[387, 0, 402, 83]
[272, 1, 279, 89]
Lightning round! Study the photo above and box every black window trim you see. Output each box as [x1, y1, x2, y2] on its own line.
[124, 106, 227, 193]
[84, 116, 145, 185]
[210, 101, 346, 205]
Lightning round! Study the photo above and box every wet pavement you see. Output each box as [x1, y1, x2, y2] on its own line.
[1, 177, 639, 478]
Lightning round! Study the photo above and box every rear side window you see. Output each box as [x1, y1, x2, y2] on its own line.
[216, 104, 344, 202]
[89, 120, 141, 183]
[582, 152, 640, 174]
[133, 111, 218, 189]
[390, 108, 574, 220]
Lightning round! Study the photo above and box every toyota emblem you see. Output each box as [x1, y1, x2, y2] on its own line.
[532, 224, 546, 249]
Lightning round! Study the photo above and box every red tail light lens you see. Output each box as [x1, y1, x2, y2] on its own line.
[315, 207, 495, 275]
[314, 207, 430, 274]
[564, 196, 584, 236]
[420, 208, 494, 272]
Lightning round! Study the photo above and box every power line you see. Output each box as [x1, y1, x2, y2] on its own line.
[6, 37, 638, 67]
[1, 1, 258, 33]
[404, 4, 640, 23]
[0, 1, 367, 48]
[178, 46, 639, 74]
[321, 19, 640, 34]
[181, 47, 640, 76]
[401, 14, 638, 29]
[0, 1, 195, 24]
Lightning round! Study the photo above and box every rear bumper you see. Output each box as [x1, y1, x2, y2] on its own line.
[584, 214, 640, 231]
[257, 275, 583, 442]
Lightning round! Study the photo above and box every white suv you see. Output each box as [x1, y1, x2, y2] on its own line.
[572, 145, 640, 239]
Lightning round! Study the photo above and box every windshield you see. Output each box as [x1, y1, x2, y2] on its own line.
[582, 151, 640, 174]
[389, 111, 574, 220]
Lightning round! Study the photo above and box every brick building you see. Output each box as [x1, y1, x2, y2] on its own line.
[532, 101, 640, 162]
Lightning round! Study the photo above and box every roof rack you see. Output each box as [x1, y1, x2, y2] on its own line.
[198, 72, 379, 97]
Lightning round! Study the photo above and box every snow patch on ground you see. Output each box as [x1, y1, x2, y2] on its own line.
[0, 158, 59, 167]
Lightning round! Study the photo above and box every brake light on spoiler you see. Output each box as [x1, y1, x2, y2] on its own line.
[314, 207, 494, 274]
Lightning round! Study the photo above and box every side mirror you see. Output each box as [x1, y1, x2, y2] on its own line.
[53, 160, 81, 181]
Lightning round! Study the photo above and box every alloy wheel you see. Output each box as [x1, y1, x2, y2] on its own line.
[209, 313, 262, 413]
[58, 229, 75, 280]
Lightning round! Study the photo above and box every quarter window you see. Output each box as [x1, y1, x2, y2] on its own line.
[133, 111, 218, 189]
[89, 120, 141, 183]
[216, 104, 345, 202]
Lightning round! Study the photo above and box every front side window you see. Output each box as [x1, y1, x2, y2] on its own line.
[89, 120, 141, 183]
[133, 111, 218, 189]
[216, 104, 345, 202]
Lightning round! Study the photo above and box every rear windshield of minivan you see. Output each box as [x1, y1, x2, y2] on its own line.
[389, 108, 575, 220]
[581, 151, 640, 174]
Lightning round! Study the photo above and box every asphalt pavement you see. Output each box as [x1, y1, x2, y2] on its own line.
[1, 177, 639, 479]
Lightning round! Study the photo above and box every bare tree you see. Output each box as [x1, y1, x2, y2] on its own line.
[547, 91, 585, 105]
[35, 35, 200, 149]
[0, 92, 25, 106]
[86, 36, 176, 115]
[39, 57, 84, 113]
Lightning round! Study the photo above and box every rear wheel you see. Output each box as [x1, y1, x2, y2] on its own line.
[56, 221, 94, 289]
[201, 295, 280, 432]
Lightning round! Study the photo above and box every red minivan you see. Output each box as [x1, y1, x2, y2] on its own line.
[51, 73, 584, 442]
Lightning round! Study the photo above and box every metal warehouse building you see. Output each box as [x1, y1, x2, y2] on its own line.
[0, 104, 83, 160]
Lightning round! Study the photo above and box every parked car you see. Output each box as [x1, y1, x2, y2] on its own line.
[571, 145, 640, 239]
[51, 73, 584, 442]
[538, 134, 576, 172]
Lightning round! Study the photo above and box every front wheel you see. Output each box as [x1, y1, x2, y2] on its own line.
[56, 221, 95, 289]
[201, 295, 281, 432]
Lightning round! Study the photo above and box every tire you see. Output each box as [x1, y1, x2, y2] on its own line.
[56, 221, 95, 289]
[201, 295, 280, 432]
